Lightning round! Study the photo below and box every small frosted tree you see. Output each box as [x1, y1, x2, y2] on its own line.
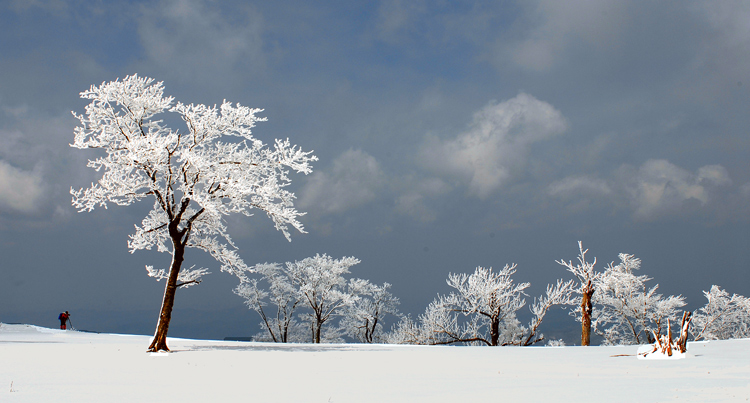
[593, 253, 685, 345]
[519, 279, 577, 346]
[384, 315, 425, 345]
[393, 265, 574, 346]
[70, 75, 316, 351]
[285, 254, 361, 343]
[234, 263, 305, 343]
[439, 265, 530, 346]
[557, 241, 600, 346]
[340, 280, 402, 343]
[691, 285, 750, 341]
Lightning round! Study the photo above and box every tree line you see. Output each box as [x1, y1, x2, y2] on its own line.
[70, 75, 748, 350]
[233, 242, 750, 346]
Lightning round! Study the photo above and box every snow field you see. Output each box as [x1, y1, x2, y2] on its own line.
[1, 324, 748, 402]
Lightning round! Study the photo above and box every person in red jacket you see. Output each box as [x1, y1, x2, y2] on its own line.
[58, 311, 70, 330]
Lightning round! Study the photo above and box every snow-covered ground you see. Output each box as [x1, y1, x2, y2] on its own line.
[1, 324, 748, 402]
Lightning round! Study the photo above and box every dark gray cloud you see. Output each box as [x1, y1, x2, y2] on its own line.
[1, 0, 748, 342]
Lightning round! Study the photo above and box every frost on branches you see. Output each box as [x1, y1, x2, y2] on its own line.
[235, 254, 398, 344]
[233, 263, 306, 343]
[593, 253, 685, 346]
[558, 243, 687, 347]
[340, 280, 402, 343]
[145, 265, 210, 289]
[70, 75, 316, 351]
[287, 254, 360, 343]
[387, 265, 574, 346]
[691, 285, 750, 341]
[557, 242, 599, 346]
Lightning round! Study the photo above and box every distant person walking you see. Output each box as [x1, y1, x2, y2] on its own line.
[58, 311, 70, 330]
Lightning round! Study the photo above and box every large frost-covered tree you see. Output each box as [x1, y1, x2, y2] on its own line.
[70, 75, 316, 351]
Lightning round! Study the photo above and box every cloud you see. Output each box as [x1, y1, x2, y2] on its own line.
[741, 182, 750, 198]
[375, 0, 426, 42]
[137, 0, 266, 81]
[419, 93, 567, 199]
[394, 177, 450, 223]
[550, 160, 735, 222]
[8, 0, 67, 13]
[498, 0, 629, 72]
[0, 160, 44, 213]
[298, 149, 385, 215]
[624, 160, 731, 220]
[549, 176, 612, 197]
[2, 104, 29, 119]
[547, 175, 613, 216]
[697, 164, 733, 186]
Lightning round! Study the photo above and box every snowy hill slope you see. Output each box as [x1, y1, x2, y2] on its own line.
[1, 324, 748, 402]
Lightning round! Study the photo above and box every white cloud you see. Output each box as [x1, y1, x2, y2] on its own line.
[0, 160, 44, 213]
[697, 164, 732, 186]
[550, 160, 735, 222]
[298, 149, 385, 215]
[623, 160, 731, 221]
[419, 93, 567, 199]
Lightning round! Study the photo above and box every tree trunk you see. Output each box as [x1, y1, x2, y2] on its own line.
[363, 318, 373, 344]
[580, 283, 594, 346]
[677, 311, 692, 353]
[148, 243, 185, 352]
[367, 317, 378, 344]
[490, 317, 500, 346]
[314, 320, 322, 343]
[665, 319, 673, 356]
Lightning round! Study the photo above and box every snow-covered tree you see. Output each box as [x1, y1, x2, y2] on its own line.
[384, 315, 425, 345]
[417, 295, 474, 345]
[340, 280, 402, 343]
[389, 265, 574, 346]
[438, 265, 529, 346]
[285, 254, 361, 343]
[557, 242, 600, 346]
[235, 254, 388, 344]
[70, 75, 316, 351]
[234, 263, 305, 343]
[691, 285, 750, 341]
[593, 253, 685, 345]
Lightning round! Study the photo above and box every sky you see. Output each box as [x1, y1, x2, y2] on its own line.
[0, 0, 748, 341]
